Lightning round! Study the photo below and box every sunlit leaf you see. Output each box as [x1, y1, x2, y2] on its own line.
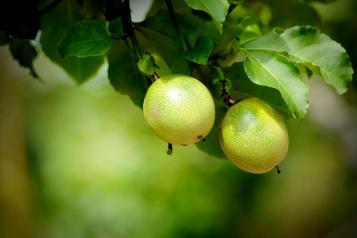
[223, 63, 291, 116]
[183, 0, 230, 33]
[243, 26, 353, 94]
[138, 52, 172, 77]
[243, 49, 309, 118]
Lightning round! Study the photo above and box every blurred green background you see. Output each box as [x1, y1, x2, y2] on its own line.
[1, 0, 357, 237]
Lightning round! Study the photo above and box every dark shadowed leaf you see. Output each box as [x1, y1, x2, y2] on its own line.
[40, 0, 105, 84]
[267, 0, 320, 28]
[9, 38, 38, 78]
[109, 17, 124, 39]
[107, 40, 147, 107]
[59, 20, 112, 58]
[184, 35, 213, 65]
[0, 31, 10, 45]
[136, 27, 190, 75]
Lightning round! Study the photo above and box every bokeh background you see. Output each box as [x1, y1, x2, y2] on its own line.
[1, 0, 357, 237]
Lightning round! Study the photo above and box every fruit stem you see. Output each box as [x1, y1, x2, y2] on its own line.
[276, 166, 281, 174]
[220, 80, 235, 107]
[165, 0, 188, 51]
[167, 143, 173, 155]
[151, 72, 160, 82]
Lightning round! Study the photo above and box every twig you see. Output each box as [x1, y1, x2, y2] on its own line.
[38, 0, 63, 16]
[165, 0, 188, 51]
[123, 0, 142, 59]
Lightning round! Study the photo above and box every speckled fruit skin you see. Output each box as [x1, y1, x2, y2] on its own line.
[220, 98, 289, 174]
[143, 75, 215, 145]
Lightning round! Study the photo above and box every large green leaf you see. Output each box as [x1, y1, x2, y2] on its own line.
[107, 41, 147, 107]
[183, 0, 230, 33]
[40, 0, 105, 84]
[223, 63, 291, 116]
[59, 20, 112, 58]
[243, 49, 308, 118]
[242, 26, 353, 94]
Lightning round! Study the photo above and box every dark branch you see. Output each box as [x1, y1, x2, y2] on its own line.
[165, 0, 188, 51]
[123, 0, 142, 59]
[38, 0, 63, 16]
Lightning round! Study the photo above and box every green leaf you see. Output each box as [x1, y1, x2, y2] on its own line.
[242, 26, 353, 94]
[184, 35, 213, 65]
[9, 38, 38, 78]
[223, 63, 291, 117]
[239, 24, 262, 45]
[107, 41, 147, 107]
[183, 0, 230, 33]
[40, 1, 105, 84]
[59, 20, 112, 58]
[136, 27, 190, 75]
[211, 5, 242, 55]
[138, 52, 172, 77]
[138, 53, 156, 76]
[243, 49, 309, 118]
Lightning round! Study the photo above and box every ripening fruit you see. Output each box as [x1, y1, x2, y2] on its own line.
[143, 74, 215, 145]
[219, 98, 289, 174]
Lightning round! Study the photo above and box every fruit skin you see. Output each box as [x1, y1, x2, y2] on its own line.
[143, 74, 215, 145]
[219, 98, 288, 174]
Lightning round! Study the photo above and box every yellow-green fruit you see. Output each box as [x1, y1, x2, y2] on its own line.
[143, 75, 215, 145]
[220, 98, 289, 174]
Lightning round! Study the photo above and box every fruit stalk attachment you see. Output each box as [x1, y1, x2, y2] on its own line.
[220, 79, 235, 107]
[167, 143, 173, 155]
